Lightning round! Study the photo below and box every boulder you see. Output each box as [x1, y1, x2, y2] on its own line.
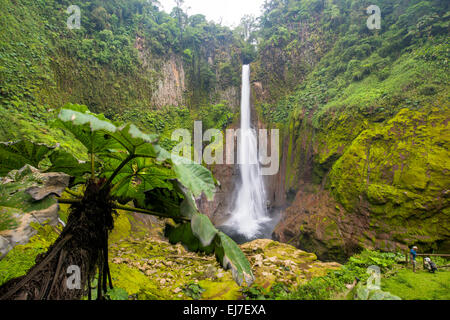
[0, 167, 69, 259]
[273, 108, 450, 261]
[0, 203, 60, 258]
[0, 236, 12, 259]
[106, 214, 341, 300]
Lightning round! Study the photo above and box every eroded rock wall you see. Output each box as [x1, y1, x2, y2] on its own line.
[273, 107, 450, 261]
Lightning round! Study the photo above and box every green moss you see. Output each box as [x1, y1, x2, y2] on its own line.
[198, 279, 242, 300]
[108, 263, 168, 300]
[0, 207, 20, 231]
[315, 113, 368, 171]
[366, 184, 405, 206]
[285, 120, 295, 190]
[0, 224, 59, 286]
[323, 220, 340, 239]
[327, 107, 449, 251]
[109, 213, 132, 244]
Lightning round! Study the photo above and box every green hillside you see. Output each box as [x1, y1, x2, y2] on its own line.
[0, 0, 448, 301]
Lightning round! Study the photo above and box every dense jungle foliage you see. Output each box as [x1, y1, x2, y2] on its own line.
[0, 0, 448, 301]
[0, 0, 247, 151]
[253, 0, 448, 124]
[253, 0, 449, 257]
[0, 105, 254, 299]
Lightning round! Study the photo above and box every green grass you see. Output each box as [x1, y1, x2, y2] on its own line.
[382, 268, 450, 300]
[243, 251, 449, 300]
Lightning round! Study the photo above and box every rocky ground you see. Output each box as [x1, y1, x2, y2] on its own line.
[0, 187, 341, 301]
[105, 213, 341, 300]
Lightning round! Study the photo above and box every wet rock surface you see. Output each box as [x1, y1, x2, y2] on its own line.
[0, 168, 69, 259]
[107, 214, 341, 300]
[273, 108, 450, 260]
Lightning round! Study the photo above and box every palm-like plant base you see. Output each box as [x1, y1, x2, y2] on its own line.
[0, 180, 115, 300]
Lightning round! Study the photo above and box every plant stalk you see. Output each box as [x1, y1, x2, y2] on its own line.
[112, 203, 190, 222]
[57, 198, 82, 205]
[103, 154, 136, 189]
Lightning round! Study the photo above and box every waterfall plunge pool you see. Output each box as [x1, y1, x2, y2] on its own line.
[218, 208, 282, 244]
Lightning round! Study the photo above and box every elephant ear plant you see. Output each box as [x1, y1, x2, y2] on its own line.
[0, 104, 254, 300]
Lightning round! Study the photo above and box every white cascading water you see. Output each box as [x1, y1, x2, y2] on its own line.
[224, 64, 270, 239]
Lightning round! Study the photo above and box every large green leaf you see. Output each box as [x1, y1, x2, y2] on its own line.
[156, 146, 216, 200]
[56, 104, 117, 155]
[173, 162, 216, 201]
[102, 141, 215, 211]
[179, 188, 200, 219]
[0, 165, 70, 214]
[165, 215, 254, 287]
[57, 106, 159, 160]
[58, 105, 117, 132]
[166, 222, 201, 252]
[191, 213, 219, 247]
[214, 232, 255, 287]
[143, 186, 184, 218]
[0, 141, 56, 176]
[47, 150, 92, 182]
[355, 283, 401, 300]
[107, 124, 158, 156]
[166, 222, 215, 254]
[105, 157, 176, 207]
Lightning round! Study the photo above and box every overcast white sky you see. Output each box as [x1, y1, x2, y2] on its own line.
[158, 0, 266, 27]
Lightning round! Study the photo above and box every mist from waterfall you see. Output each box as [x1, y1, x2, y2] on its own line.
[224, 64, 270, 240]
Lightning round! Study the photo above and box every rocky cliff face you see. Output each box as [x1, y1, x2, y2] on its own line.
[248, 1, 450, 262]
[135, 36, 186, 108]
[152, 56, 186, 107]
[272, 107, 450, 262]
[200, 57, 449, 264]
[134, 38, 241, 110]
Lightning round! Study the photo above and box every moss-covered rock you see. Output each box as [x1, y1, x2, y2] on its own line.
[107, 219, 341, 300]
[328, 107, 449, 251]
[274, 106, 449, 261]
[0, 224, 60, 286]
[240, 239, 340, 288]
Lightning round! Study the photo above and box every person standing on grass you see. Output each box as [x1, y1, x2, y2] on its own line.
[410, 246, 418, 272]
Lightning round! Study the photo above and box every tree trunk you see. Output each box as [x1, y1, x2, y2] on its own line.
[0, 181, 114, 300]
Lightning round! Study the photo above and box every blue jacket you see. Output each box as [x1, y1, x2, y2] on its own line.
[410, 249, 417, 260]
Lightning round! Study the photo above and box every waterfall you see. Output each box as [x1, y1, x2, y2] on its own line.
[224, 64, 270, 240]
